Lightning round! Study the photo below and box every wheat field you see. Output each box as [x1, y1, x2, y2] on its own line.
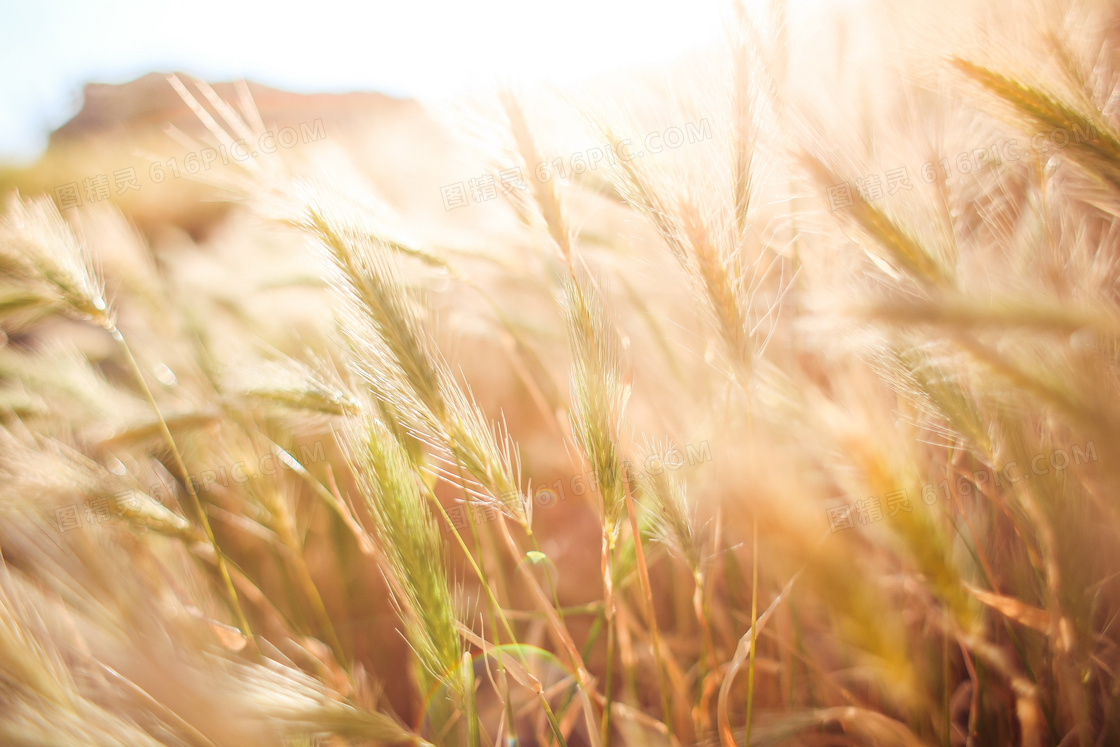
[1, 1, 1119, 745]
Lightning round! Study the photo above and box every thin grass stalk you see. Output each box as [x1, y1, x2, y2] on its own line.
[109, 325, 255, 645]
[718, 571, 801, 747]
[622, 474, 674, 739]
[493, 517, 602, 747]
[267, 434, 375, 555]
[456, 461, 519, 747]
[745, 516, 759, 746]
[460, 651, 479, 747]
[597, 490, 620, 746]
[256, 483, 346, 666]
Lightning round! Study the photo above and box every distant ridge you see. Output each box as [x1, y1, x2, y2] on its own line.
[49, 72, 420, 146]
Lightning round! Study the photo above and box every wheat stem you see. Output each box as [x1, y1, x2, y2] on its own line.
[107, 323, 254, 645]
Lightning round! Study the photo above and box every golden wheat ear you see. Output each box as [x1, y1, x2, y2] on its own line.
[0, 196, 110, 325]
[799, 153, 952, 291]
[501, 91, 573, 265]
[951, 57, 1120, 196]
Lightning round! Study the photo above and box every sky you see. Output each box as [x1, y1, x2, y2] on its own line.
[0, 0, 756, 164]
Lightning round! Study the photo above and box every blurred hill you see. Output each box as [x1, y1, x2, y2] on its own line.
[0, 73, 455, 239]
[49, 74, 411, 145]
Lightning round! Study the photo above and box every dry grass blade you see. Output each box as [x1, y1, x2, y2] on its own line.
[963, 582, 1050, 634]
[718, 571, 801, 747]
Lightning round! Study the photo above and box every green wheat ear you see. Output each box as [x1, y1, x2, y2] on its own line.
[305, 200, 528, 526]
[343, 406, 463, 703]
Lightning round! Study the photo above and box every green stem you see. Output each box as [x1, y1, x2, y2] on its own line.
[421, 487, 568, 747]
[464, 495, 511, 747]
[600, 535, 616, 747]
